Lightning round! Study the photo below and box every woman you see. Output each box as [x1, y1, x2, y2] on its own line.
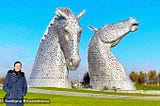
[3, 61, 27, 106]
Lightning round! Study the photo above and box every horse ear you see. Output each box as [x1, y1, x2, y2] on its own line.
[56, 8, 69, 19]
[77, 9, 86, 19]
[88, 25, 98, 31]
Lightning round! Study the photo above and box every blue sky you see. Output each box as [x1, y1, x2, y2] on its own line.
[0, 0, 160, 81]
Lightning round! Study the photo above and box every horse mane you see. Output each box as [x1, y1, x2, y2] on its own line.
[40, 8, 73, 42]
[40, 17, 56, 42]
[58, 8, 73, 17]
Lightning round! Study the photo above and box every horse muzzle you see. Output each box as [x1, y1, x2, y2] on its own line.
[67, 57, 80, 71]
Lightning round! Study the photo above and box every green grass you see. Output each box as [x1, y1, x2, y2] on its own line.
[32, 87, 160, 97]
[0, 89, 160, 106]
[136, 84, 160, 90]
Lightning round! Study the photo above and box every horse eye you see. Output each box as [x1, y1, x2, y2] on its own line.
[63, 29, 69, 41]
[64, 29, 69, 35]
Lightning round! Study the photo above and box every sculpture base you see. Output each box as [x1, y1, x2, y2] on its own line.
[29, 79, 71, 88]
[90, 78, 136, 90]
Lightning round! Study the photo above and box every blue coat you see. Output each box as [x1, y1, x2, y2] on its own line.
[3, 70, 27, 106]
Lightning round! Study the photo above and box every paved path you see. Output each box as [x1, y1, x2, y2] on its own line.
[28, 88, 160, 100]
[1, 86, 160, 100]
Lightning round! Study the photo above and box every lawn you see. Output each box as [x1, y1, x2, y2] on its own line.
[136, 84, 160, 90]
[0, 89, 160, 106]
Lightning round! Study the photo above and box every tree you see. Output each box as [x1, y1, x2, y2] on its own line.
[0, 77, 5, 84]
[157, 73, 160, 85]
[82, 72, 90, 88]
[138, 71, 147, 85]
[129, 71, 139, 84]
[148, 70, 157, 84]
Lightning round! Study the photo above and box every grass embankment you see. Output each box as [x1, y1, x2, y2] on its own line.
[0, 89, 160, 106]
[136, 84, 160, 90]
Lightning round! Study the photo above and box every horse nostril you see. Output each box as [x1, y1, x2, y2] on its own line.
[69, 58, 80, 67]
[69, 59, 74, 66]
[69, 61, 73, 66]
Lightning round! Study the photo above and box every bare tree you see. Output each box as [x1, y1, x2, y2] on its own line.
[148, 70, 157, 84]
[138, 71, 147, 85]
[129, 71, 139, 84]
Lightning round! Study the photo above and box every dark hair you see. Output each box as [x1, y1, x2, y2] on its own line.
[14, 61, 22, 67]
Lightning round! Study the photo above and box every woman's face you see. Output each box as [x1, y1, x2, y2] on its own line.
[14, 63, 22, 72]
